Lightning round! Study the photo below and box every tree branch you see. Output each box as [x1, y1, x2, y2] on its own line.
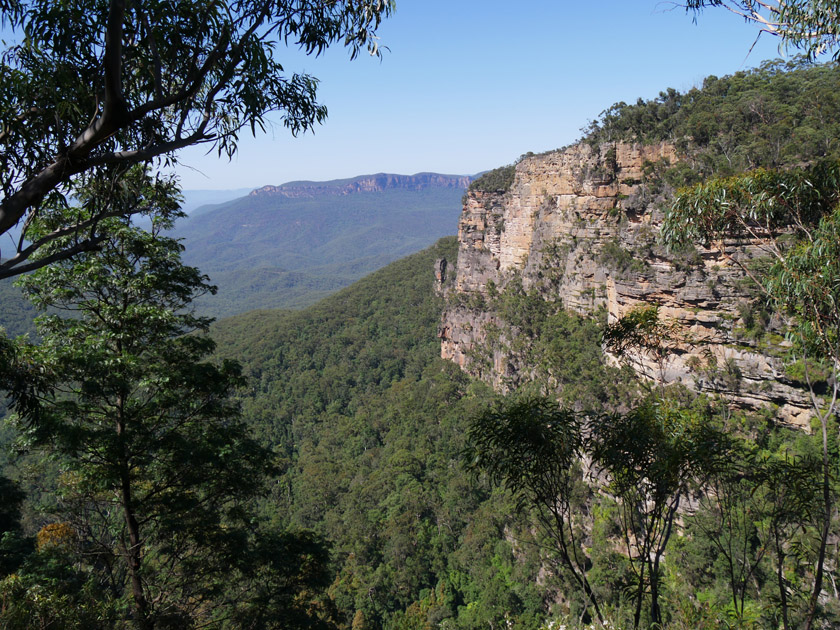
[67, 0, 130, 157]
[83, 128, 216, 170]
[0, 201, 154, 280]
[0, 234, 106, 279]
[0, 106, 42, 145]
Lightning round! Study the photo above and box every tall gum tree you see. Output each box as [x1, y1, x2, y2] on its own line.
[2, 167, 336, 628]
[663, 160, 840, 630]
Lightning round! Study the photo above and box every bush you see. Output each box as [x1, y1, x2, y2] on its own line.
[469, 165, 516, 193]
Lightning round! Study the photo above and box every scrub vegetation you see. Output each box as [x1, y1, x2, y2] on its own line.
[2, 3, 840, 629]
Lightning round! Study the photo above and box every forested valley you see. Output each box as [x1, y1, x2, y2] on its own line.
[2, 2, 840, 630]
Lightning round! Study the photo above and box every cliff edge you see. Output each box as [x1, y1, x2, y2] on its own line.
[439, 142, 812, 426]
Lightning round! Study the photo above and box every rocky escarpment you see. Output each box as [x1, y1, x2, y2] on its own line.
[439, 142, 812, 426]
[251, 172, 471, 198]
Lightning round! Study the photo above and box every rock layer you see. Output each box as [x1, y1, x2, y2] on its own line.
[439, 142, 812, 426]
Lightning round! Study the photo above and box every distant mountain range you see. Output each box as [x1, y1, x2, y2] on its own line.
[249, 172, 470, 197]
[0, 172, 470, 326]
[173, 172, 472, 318]
[181, 188, 254, 214]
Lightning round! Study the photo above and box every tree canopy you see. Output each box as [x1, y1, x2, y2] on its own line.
[0, 0, 392, 279]
[685, 1, 840, 60]
[1, 166, 339, 629]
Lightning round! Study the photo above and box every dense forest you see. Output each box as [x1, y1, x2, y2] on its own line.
[2, 2, 840, 627]
[175, 182, 467, 318]
[584, 57, 840, 181]
[208, 237, 642, 629]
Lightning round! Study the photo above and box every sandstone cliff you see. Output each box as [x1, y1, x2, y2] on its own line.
[439, 142, 812, 426]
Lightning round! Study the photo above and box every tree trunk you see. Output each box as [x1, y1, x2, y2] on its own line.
[121, 474, 151, 630]
[804, 414, 831, 630]
[117, 399, 152, 630]
[633, 560, 645, 630]
[775, 526, 790, 630]
[551, 508, 605, 624]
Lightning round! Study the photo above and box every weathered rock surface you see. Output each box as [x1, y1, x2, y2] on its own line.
[439, 142, 812, 426]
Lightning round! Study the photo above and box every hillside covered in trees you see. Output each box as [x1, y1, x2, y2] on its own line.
[583, 57, 840, 179]
[209, 237, 634, 629]
[1, 14, 840, 629]
[209, 59, 840, 630]
[174, 174, 469, 318]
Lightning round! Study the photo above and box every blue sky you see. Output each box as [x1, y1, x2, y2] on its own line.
[18, 2, 792, 190]
[175, 1, 790, 190]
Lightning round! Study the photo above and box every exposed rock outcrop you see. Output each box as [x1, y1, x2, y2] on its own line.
[439, 142, 812, 426]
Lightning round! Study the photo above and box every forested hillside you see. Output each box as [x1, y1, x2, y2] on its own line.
[583, 57, 840, 179]
[175, 175, 468, 317]
[211, 239, 533, 627]
[0, 281, 36, 339]
[210, 238, 628, 629]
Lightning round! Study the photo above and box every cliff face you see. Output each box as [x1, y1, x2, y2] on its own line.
[439, 142, 812, 426]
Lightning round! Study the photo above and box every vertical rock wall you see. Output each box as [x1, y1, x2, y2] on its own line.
[439, 142, 812, 425]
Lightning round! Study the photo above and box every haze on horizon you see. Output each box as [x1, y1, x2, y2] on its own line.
[174, 0, 788, 191]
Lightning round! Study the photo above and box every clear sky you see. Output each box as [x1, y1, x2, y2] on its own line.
[177, 3, 786, 188]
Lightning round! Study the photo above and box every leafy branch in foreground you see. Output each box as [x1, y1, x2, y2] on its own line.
[685, 1, 840, 60]
[0, 0, 393, 278]
[663, 159, 840, 630]
[603, 304, 688, 387]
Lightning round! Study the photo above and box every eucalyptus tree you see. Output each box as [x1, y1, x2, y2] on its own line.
[590, 398, 726, 630]
[1, 167, 335, 629]
[685, 0, 840, 60]
[691, 444, 772, 625]
[602, 304, 685, 388]
[464, 396, 605, 625]
[663, 159, 840, 629]
[0, 0, 392, 279]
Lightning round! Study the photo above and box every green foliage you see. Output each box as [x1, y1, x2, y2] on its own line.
[584, 59, 840, 177]
[766, 203, 840, 366]
[686, 1, 840, 61]
[0, 475, 30, 577]
[465, 397, 582, 502]
[590, 397, 728, 629]
[603, 304, 687, 388]
[0, 0, 392, 278]
[597, 240, 649, 276]
[3, 167, 333, 629]
[663, 160, 840, 250]
[0, 545, 120, 630]
[666, 154, 840, 630]
[464, 390, 776, 630]
[464, 396, 604, 624]
[468, 275, 631, 410]
[684, 439, 828, 629]
[469, 165, 516, 193]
